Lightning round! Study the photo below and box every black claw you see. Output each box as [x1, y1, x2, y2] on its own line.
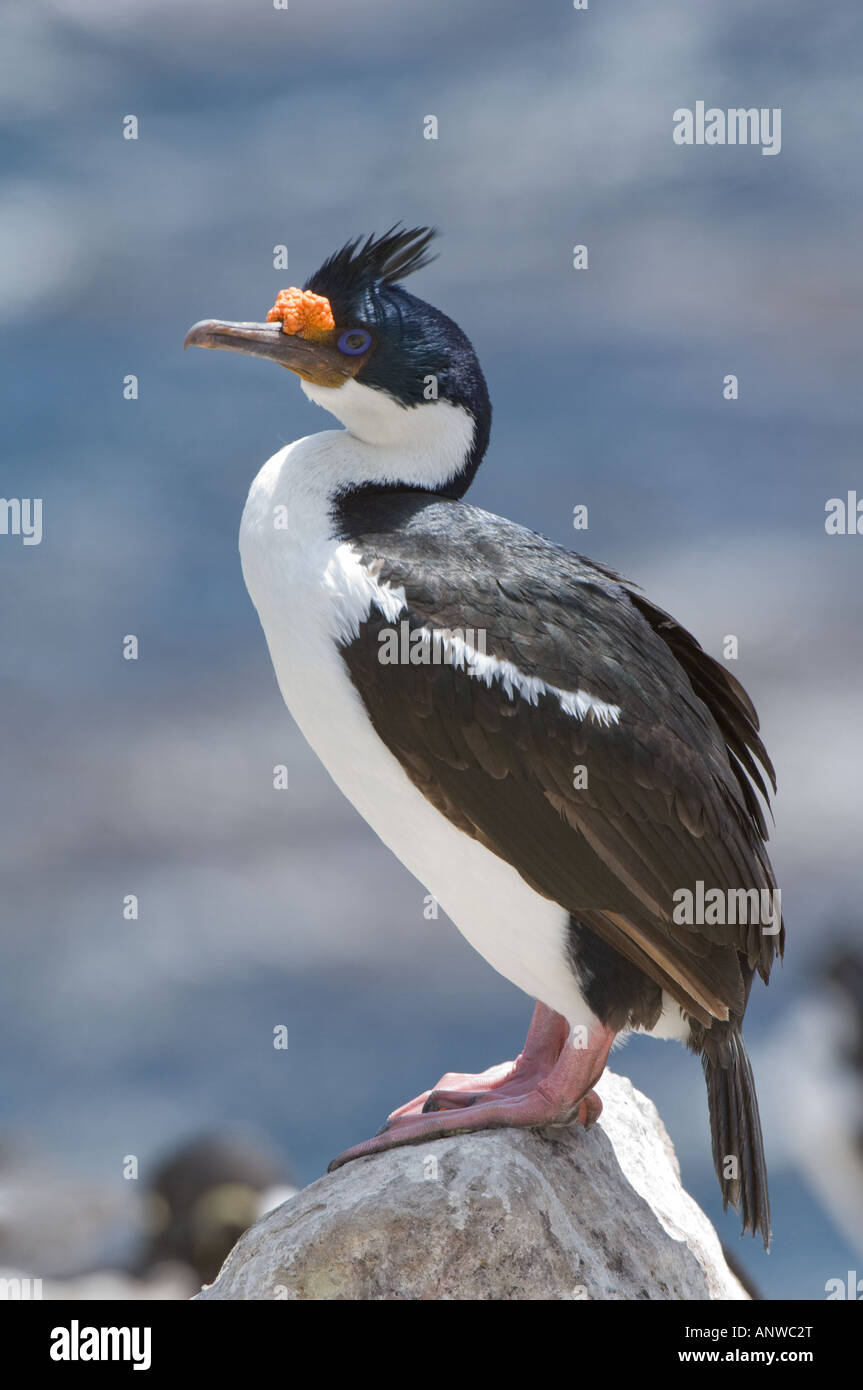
[374, 1120, 392, 1136]
[422, 1092, 478, 1114]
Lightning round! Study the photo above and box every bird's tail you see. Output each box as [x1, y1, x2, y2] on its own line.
[702, 1030, 771, 1249]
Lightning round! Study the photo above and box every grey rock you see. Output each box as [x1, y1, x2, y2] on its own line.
[197, 1071, 748, 1301]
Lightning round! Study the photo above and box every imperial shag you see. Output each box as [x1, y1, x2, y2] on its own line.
[186, 226, 783, 1246]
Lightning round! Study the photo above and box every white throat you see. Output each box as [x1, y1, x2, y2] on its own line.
[300, 377, 475, 493]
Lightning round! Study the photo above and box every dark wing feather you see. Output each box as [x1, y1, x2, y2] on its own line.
[336, 493, 783, 1028]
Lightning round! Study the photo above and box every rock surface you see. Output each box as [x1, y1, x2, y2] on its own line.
[197, 1071, 748, 1300]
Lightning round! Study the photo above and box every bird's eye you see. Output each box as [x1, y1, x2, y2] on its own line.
[337, 328, 372, 355]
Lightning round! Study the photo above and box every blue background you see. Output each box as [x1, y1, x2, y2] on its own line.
[2, 0, 862, 1298]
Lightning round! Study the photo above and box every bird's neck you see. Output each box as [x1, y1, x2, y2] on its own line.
[299, 378, 486, 501]
[240, 387, 486, 584]
[240, 426, 439, 545]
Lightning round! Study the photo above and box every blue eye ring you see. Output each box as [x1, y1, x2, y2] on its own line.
[337, 327, 372, 356]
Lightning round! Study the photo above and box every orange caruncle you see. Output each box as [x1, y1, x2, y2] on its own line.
[266, 287, 335, 339]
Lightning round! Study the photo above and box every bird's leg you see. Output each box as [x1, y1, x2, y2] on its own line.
[327, 1006, 616, 1172]
[384, 1000, 569, 1121]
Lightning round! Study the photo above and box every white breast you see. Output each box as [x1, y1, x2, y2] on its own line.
[238, 433, 591, 1027]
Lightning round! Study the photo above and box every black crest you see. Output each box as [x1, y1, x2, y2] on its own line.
[304, 223, 491, 498]
[305, 225, 438, 308]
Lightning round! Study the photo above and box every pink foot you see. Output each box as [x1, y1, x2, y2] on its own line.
[384, 1004, 568, 1121]
[327, 1004, 615, 1172]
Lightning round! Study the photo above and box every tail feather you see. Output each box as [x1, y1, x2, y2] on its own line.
[702, 1031, 771, 1249]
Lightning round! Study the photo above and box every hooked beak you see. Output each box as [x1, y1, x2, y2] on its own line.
[183, 319, 354, 388]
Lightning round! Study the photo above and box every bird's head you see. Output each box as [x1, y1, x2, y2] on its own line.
[185, 225, 491, 499]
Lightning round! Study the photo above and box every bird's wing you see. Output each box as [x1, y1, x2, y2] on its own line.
[335, 493, 783, 1028]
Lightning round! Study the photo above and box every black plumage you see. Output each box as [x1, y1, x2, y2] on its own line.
[336, 490, 782, 1242]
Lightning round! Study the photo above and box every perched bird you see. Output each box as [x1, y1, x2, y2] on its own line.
[186, 226, 783, 1246]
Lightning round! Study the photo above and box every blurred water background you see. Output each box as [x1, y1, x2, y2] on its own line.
[2, 0, 862, 1297]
